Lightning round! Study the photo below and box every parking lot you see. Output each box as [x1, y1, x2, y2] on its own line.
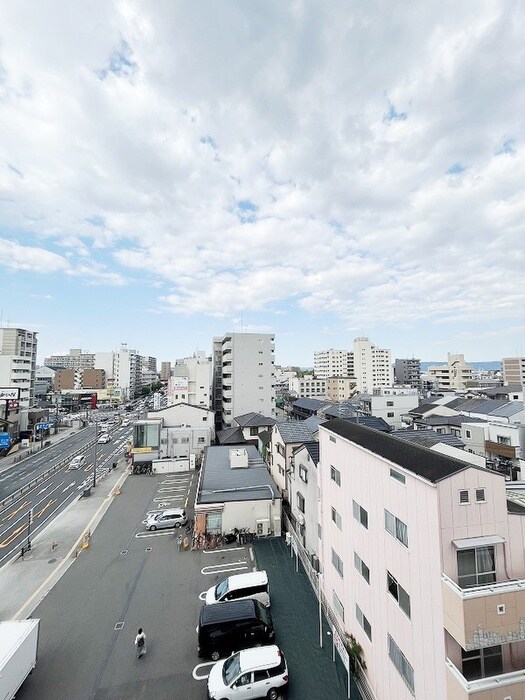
[17, 470, 353, 700]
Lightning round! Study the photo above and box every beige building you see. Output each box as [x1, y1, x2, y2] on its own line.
[502, 357, 525, 388]
[55, 368, 106, 391]
[0, 327, 38, 408]
[325, 376, 357, 402]
[428, 354, 474, 392]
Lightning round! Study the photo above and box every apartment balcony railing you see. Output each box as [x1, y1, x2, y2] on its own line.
[446, 656, 525, 699]
[442, 573, 525, 649]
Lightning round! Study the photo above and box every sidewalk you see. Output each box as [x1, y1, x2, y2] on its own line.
[0, 461, 128, 621]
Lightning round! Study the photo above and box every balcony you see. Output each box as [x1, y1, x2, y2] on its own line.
[446, 656, 525, 699]
[442, 573, 525, 649]
[485, 440, 517, 460]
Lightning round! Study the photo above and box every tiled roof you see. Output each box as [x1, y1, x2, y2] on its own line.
[324, 418, 472, 484]
[391, 429, 465, 449]
[216, 427, 246, 445]
[409, 403, 440, 415]
[489, 401, 523, 417]
[276, 421, 316, 444]
[235, 412, 277, 428]
[292, 398, 331, 411]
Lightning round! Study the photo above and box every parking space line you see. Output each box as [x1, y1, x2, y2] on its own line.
[201, 561, 248, 576]
[135, 530, 174, 539]
[192, 661, 215, 681]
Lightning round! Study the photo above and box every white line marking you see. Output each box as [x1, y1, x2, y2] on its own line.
[192, 661, 215, 680]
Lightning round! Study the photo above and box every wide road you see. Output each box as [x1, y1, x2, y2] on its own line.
[0, 424, 133, 567]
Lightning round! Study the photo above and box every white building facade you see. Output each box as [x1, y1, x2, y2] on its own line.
[360, 386, 420, 429]
[289, 376, 327, 398]
[0, 327, 38, 408]
[171, 351, 212, 408]
[314, 349, 352, 379]
[353, 337, 393, 393]
[213, 333, 275, 430]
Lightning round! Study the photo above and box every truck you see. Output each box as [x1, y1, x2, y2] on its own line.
[0, 619, 40, 700]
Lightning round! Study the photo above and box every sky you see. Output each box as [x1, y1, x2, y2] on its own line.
[0, 1, 524, 368]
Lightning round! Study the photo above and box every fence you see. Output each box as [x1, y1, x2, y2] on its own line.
[282, 511, 376, 700]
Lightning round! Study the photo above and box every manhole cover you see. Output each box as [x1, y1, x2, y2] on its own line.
[114, 622, 124, 630]
[120, 550, 128, 555]
[48, 558, 57, 564]
[145, 547, 152, 552]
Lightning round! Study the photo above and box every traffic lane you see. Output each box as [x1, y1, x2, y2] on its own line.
[16, 473, 207, 700]
[0, 428, 97, 500]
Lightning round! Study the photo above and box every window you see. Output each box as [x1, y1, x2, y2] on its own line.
[329, 435, 336, 443]
[197, 437, 205, 443]
[181, 437, 189, 444]
[356, 605, 372, 641]
[331, 507, 342, 530]
[385, 510, 408, 547]
[387, 412, 395, 418]
[462, 645, 502, 681]
[388, 634, 414, 694]
[332, 590, 344, 621]
[353, 500, 368, 529]
[202, 416, 207, 421]
[387, 571, 411, 618]
[465, 430, 471, 438]
[390, 468, 405, 485]
[457, 546, 496, 588]
[318, 523, 322, 540]
[386, 400, 394, 406]
[297, 493, 305, 513]
[299, 466, 308, 483]
[497, 435, 511, 445]
[475, 488, 486, 503]
[330, 465, 341, 486]
[331, 548, 344, 577]
[459, 489, 470, 504]
[354, 552, 370, 584]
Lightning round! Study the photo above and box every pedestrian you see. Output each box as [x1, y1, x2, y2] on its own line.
[177, 534, 183, 552]
[135, 627, 146, 658]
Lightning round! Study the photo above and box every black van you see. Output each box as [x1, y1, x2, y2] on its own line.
[197, 599, 275, 661]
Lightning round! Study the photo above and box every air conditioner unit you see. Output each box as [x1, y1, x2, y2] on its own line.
[311, 554, 320, 572]
[298, 514, 305, 526]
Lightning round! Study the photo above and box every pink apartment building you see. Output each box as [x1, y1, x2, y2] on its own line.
[319, 418, 525, 700]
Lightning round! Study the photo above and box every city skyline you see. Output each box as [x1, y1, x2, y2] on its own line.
[1, 3, 524, 367]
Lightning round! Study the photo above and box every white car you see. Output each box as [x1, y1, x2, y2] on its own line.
[68, 455, 86, 470]
[207, 645, 288, 700]
[97, 434, 111, 444]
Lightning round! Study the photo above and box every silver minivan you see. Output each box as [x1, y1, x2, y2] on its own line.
[205, 570, 270, 607]
[144, 508, 187, 531]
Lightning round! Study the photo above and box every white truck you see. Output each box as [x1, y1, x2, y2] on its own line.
[0, 619, 40, 700]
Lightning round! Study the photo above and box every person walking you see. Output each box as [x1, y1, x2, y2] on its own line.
[135, 628, 146, 658]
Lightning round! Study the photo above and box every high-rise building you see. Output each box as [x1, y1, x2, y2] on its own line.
[427, 353, 474, 392]
[502, 357, 525, 387]
[353, 337, 393, 393]
[160, 361, 172, 382]
[0, 327, 38, 408]
[213, 333, 275, 429]
[394, 358, 421, 389]
[54, 368, 105, 391]
[314, 349, 352, 379]
[319, 418, 525, 700]
[44, 348, 95, 371]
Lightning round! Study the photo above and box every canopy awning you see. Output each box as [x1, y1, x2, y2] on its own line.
[452, 535, 506, 550]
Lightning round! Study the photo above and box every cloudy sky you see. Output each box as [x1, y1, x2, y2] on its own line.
[1, 1, 523, 367]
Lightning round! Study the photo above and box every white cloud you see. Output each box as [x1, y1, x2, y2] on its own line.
[0, 1, 523, 359]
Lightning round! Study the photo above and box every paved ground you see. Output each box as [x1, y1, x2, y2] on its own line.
[253, 537, 359, 700]
[0, 450, 359, 700]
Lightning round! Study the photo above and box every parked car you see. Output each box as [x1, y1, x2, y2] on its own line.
[205, 571, 270, 608]
[197, 599, 275, 661]
[68, 455, 86, 470]
[207, 645, 288, 700]
[143, 508, 187, 531]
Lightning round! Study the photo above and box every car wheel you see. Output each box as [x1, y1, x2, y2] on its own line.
[267, 689, 279, 700]
[149, 525, 157, 531]
[174, 522, 181, 528]
[211, 650, 220, 661]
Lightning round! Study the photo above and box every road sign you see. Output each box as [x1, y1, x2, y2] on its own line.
[35, 423, 50, 431]
[0, 432, 11, 448]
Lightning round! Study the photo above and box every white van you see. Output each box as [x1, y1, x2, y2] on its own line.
[205, 571, 270, 608]
[68, 455, 86, 470]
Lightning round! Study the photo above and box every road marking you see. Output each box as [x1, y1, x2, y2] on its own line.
[37, 485, 52, 495]
[152, 496, 183, 503]
[2, 501, 31, 521]
[192, 661, 215, 680]
[62, 482, 76, 492]
[135, 530, 174, 539]
[158, 486, 187, 493]
[201, 561, 248, 576]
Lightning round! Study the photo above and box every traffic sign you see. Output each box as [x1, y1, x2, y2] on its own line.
[35, 423, 50, 431]
[0, 432, 11, 448]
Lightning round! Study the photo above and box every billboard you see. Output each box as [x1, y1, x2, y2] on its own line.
[0, 432, 11, 448]
[0, 388, 20, 401]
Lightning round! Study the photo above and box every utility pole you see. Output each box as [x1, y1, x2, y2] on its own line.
[93, 421, 98, 488]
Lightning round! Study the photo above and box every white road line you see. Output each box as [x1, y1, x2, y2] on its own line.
[135, 530, 174, 539]
[201, 561, 248, 576]
[192, 661, 215, 680]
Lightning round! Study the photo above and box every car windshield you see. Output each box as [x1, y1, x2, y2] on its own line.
[256, 604, 270, 626]
[223, 652, 241, 685]
[215, 579, 229, 599]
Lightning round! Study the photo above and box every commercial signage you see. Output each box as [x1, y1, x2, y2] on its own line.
[0, 432, 11, 448]
[130, 447, 152, 454]
[0, 388, 20, 401]
[35, 423, 50, 431]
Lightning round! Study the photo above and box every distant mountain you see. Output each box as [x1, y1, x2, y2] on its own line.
[421, 361, 501, 372]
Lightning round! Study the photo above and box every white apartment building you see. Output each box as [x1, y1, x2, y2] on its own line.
[213, 333, 275, 429]
[44, 348, 95, 371]
[289, 441, 319, 558]
[289, 376, 327, 398]
[319, 418, 525, 700]
[503, 357, 525, 387]
[360, 386, 420, 429]
[314, 349, 352, 379]
[353, 337, 394, 393]
[461, 421, 525, 477]
[428, 353, 475, 392]
[95, 346, 141, 401]
[171, 351, 212, 408]
[0, 327, 38, 408]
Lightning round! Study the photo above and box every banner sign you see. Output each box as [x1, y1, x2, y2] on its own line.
[0, 388, 20, 400]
